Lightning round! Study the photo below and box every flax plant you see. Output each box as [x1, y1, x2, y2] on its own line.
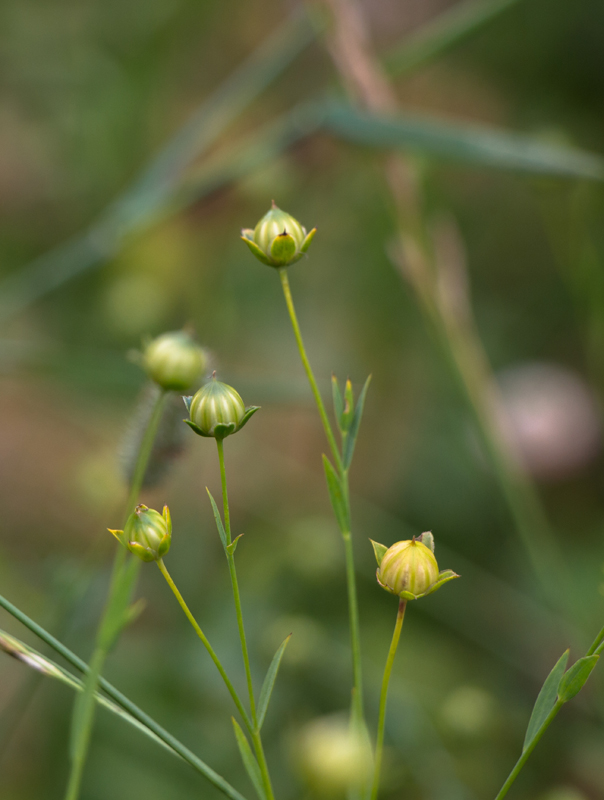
[64, 331, 206, 800]
[243, 204, 370, 734]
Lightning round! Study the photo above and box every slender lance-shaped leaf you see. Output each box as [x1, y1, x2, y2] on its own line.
[322, 455, 350, 532]
[207, 487, 228, 550]
[0, 630, 173, 756]
[342, 375, 371, 470]
[523, 649, 569, 752]
[322, 104, 604, 181]
[0, 12, 317, 324]
[385, 0, 526, 77]
[0, 593, 249, 800]
[232, 718, 267, 800]
[331, 374, 344, 430]
[257, 635, 291, 730]
[558, 655, 599, 702]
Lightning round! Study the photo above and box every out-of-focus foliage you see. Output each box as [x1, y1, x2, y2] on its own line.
[2, 1, 604, 799]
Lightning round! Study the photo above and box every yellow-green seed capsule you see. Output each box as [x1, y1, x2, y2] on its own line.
[109, 504, 172, 562]
[184, 375, 259, 439]
[241, 201, 317, 268]
[143, 331, 207, 391]
[371, 533, 459, 601]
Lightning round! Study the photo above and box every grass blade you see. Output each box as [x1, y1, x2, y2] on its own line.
[0, 593, 248, 800]
[385, 0, 526, 77]
[0, 12, 316, 324]
[257, 635, 291, 730]
[231, 719, 267, 800]
[323, 104, 604, 181]
[0, 630, 173, 756]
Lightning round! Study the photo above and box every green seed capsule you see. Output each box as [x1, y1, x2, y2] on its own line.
[109, 504, 172, 562]
[371, 534, 459, 601]
[241, 201, 317, 268]
[143, 331, 207, 391]
[183, 375, 259, 439]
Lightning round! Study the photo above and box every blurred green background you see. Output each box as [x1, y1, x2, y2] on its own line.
[2, 0, 604, 798]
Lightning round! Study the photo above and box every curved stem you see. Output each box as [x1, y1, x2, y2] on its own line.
[493, 700, 563, 800]
[65, 387, 168, 800]
[370, 599, 406, 800]
[156, 559, 252, 733]
[279, 267, 342, 471]
[215, 440, 274, 800]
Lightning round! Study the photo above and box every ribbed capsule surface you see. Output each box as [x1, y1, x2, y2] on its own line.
[254, 206, 306, 253]
[123, 504, 171, 561]
[378, 540, 439, 597]
[143, 331, 206, 391]
[189, 380, 245, 436]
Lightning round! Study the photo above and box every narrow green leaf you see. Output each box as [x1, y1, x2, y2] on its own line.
[231, 718, 267, 800]
[322, 455, 350, 532]
[558, 655, 599, 702]
[342, 375, 371, 469]
[257, 635, 291, 730]
[323, 105, 604, 181]
[227, 534, 244, 556]
[523, 650, 569, 752]
[206, 488, 227, 550]
[331, 374, 344, 430]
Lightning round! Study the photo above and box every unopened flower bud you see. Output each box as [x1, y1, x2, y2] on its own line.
[109, 504, 172, 562]
[371, 533, 459, 601]
[143, 330, 207, 391]
[183, 375, 259, 439]
[241, 202, 316, 268]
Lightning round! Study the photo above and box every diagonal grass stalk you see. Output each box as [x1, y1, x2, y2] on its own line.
[370, 599, 406, 800]
[278, 267, 364, 722]
[216, 439, 275, 800]
[0, 630, 174, 756]
[65, 388, 169, 800]
[0, 593, 249, 800]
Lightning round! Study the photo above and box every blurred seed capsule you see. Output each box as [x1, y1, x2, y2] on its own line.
[109, 504, 171, 562]
[371, 533, 459, 601]
[241, 201, 316, 267]
[143, 330, 207, 391]
[295, 713, 372, 797]
[183, 374, 259, 439]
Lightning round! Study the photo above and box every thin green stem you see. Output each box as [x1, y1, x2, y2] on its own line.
[370, 599, 406, 800]
[279, 267, 342, 471]
[216, 439, 257, 723]
[64, 387, 168, 800]
[279, 267, 364, 718]
[493, 700, 564, 800]
[156, 559, 252, 732]
[215, 440, 274, 800]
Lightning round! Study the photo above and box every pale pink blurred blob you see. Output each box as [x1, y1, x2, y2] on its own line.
[496, 362, 602, 482]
